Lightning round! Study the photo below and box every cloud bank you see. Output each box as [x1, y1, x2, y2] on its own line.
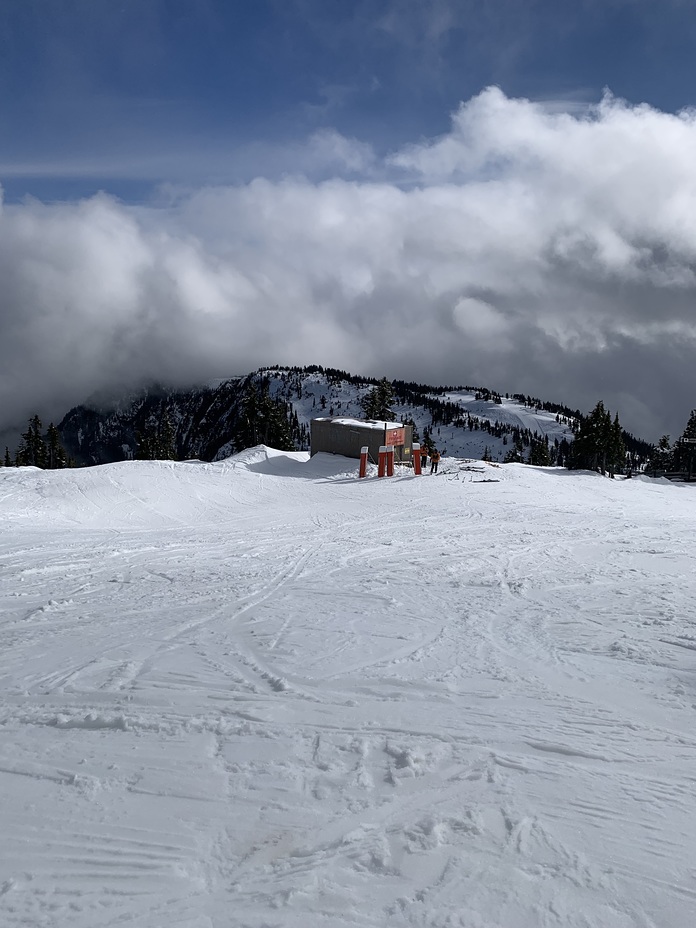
[3, 87, 696, 441]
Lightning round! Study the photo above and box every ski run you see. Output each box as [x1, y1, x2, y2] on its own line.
[2, 448, 696, 928]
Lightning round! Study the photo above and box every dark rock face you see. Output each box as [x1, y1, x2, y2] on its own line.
[58, 378, 250, 466]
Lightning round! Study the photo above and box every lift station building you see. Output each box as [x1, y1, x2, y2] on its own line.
[310, 417, 414, 465]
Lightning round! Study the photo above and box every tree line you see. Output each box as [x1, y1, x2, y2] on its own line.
[2, 416, 72, 469]
[5, 370, 676, 477]
[566, 401, 626, 475]
[647, 410, 696, 478]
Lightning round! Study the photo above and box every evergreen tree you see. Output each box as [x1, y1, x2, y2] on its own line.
[360, 378, 395, 420]
[648, 435, 673, 475]
[421, 427, 435, 454]
[159, 409, 177, 460]
[554, 437, 568, 468]
[674, 410, 696, 477]
[504, 436, 525, 463]
[568, 401, 624, 474]
[238, 381, 295, 451]
[239, 384, 260, 448]
[134, 405, 178, 461]
[607, 413, 626, 477]
[528, 436, 551, 466]
[135, 419, 159, 460]
[1, 446, 8, 467]
[398, 416, 419, 444]
[679, 409, 696, 442]
[45, 423, 68, 469]
[596, 404, 612, 474]
[15, 415, 47, 467]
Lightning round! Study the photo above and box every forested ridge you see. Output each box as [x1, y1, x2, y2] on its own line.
[0, 365, 669, 475]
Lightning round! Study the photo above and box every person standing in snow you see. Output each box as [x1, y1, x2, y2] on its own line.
[430, 449, 441, 474]
[420, 446, 428, 471]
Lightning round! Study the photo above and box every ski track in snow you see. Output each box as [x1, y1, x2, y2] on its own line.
[1, 451, 696, 927]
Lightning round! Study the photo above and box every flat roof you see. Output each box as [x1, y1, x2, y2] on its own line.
[312, 417, 404, 430]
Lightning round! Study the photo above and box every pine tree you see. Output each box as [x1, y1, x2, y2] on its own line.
[504, 435, 525, 463]
[15, 415, 47, 467]
[159, 409, 177, 460]
[421, 427, 435, 454]
[607, 413, 626, 476]
[135, 420, 158, 460]
[133, 404, 178, 461]
[360, 378, 395, 420]
[648, 435, 673, 475]
[568, 401, 621, 474]
[263, 397, 294, 451]
[402, 416, 419, 443]
[556, 437, 571, 468]
[674, 410, 696, 477]
[528, 436, 551, 466]
[238, 383, 262, 449]
[680, 409, 696, 442]
[238, 381, 295, 451]
[45, 423, 68, 469]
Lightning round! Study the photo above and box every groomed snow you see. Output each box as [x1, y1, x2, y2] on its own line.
[2, 450, 696, 927]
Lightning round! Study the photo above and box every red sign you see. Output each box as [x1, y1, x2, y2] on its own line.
[385, 427, 405, 446]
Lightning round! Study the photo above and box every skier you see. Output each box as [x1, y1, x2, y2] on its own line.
[419, 446, 428, 471]
[430, 449, 441, 474]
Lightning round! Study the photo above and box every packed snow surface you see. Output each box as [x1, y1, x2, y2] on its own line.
[2, 450, 696, 927]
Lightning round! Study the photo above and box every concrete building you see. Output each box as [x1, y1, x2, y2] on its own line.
[310, 417, 414, 465]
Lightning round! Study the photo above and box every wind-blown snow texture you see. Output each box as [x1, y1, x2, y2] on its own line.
[1, 450, 696, 927]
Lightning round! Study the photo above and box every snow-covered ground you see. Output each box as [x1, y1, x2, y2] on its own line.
[2, 451, 696, 927]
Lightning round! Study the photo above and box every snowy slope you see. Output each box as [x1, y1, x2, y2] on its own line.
[262, 369, 575, 462]
[2, 454, 696, 927]
[57, 367, 578, 466]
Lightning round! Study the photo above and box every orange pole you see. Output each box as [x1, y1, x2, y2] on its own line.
[359, 445, 368, 478]
[413, 442, 421, 475]
[378, 445, 387, 478]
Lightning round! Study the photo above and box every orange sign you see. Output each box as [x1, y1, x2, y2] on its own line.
[385, 428, 405, 446]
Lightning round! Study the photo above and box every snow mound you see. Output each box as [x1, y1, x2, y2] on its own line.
[227, 444, 309, 467]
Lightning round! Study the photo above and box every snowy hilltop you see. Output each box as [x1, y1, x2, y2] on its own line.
[52, 366, 652, 469]
[2, 449, 696, 926]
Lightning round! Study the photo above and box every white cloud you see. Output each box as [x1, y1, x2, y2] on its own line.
[3, 88, 696, 441]
[452, 297, 511, 347]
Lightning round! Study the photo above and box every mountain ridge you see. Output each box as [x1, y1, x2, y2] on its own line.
[56, 366, 653, 469]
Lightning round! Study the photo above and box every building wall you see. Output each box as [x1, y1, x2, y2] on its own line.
[310, 419, 413, 464]
[402, 426, 414, 463]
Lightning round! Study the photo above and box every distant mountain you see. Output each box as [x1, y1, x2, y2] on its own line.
[59, 377, 254, 467]
[57, 366, 652, 468]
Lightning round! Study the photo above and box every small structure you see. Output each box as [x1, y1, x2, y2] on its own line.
[310, 417, 413, 465]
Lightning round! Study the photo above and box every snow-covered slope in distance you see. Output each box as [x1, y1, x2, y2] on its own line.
[57, 367, 579, 466]
[266, 368, 575, 461]
[2, 453, 695, 927]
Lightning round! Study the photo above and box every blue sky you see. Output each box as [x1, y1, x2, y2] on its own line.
[2, 0, 696, 201]
[3, 1, 696, 444]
